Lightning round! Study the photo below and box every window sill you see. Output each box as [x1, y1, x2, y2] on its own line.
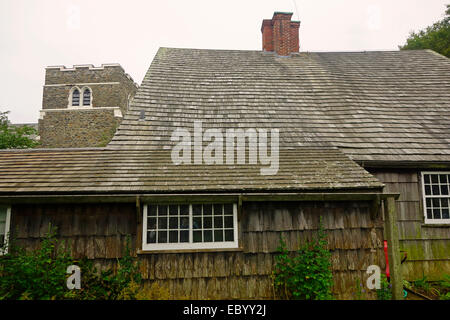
[137, 247, 244, 254]
[421, 223, 450, 228]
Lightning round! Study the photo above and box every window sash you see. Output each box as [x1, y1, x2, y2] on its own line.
[72, 90, 80, 106]
[142, 203, 239, 251]
[421, 172, 450, 224]
[82, 89, 91, 106]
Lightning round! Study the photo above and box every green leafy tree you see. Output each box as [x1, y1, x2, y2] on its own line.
[0, 110, 38, 149]
[399, 5, 450, 57]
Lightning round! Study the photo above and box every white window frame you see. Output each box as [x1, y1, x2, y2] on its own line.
[421, 171, 450, 225]
[0, 206, 11, 255]
[68, 86, 93, 108]
[142, 203, 239, 251]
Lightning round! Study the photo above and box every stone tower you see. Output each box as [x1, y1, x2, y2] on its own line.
[38, 64, 138, 148]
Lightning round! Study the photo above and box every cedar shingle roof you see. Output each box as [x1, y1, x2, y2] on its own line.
[0, 147, 382, 194]
[2, 47, 449, 194]
[109, 48, 450, 163]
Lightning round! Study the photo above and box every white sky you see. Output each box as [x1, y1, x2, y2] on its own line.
[1, 0, 448, 123]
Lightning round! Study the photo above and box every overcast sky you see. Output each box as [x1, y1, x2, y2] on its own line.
[1, 0, 448, 123]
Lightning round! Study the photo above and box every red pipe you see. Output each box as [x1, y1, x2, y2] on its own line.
[384, 240, 390, 280]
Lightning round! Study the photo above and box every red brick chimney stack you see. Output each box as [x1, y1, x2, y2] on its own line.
[261, 12, 300, 56]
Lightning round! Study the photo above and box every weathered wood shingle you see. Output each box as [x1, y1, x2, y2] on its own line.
[0, 147, 382, 193]
[109, 48, 450, 163]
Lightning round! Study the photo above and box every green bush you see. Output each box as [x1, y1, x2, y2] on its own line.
[272, 217, 333, 300]
[0, 226, 72, 300]
[0, 225, 168, 300]
[376, 274, 392, 300]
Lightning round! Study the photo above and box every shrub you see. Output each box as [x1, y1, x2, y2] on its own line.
[0, 225, 72, 300]
[272, 217, 333, 300]
[0, 227, 171, 300]
[376, 274, 392, 300]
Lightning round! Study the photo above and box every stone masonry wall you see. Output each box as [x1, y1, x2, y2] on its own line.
[38, 109, 121, 148]
[39, 64, 138, 148]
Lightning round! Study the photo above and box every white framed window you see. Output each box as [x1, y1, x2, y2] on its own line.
[71, 88, 80, 106]
[421, 172, 450, 224]
[0, 205, 11, 255]
[82, 87, 91, 106]
[68, 86, 92, 108]
[142, 203, 238, 251]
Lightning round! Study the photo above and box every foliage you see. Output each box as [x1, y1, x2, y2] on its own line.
[413, 274, 431, 291]
[0, 110, 38, 149]
[353, 278, 368, 300]
[399, 5, 450, 58]
[0, 228, 171, 300]
[376, 274, 392, 300]
[272, 217, 333, 300]
[0, 225, 72, 300]
[439, 275, 450, 300]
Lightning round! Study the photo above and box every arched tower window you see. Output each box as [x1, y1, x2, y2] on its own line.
[82, 88, 91, 106]
[72, 89, 80, 106]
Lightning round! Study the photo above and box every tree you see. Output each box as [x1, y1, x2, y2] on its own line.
[399, 5, 450, 58]
[0, 110, 38, 149]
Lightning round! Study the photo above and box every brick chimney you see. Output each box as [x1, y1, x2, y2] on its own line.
[261, 12, 300, 56]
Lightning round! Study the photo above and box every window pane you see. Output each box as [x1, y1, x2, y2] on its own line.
[158, 231, 167, 243]
[158, 205, 167, 216]
[193, 217, 201, 229]
[214, 230, 223, 242]
[180, 231, 189, 242]
[180, 204, 189, 215]
[147, 217, 156, 229]
[169, 217, 178, 229]
[203, 217, 212, 229]
[432, 185, 440, 195]
[427, 209, 432, 219]
[225, 230, 234, 241]
[213, 204, 223, 215]
[158, 217, 167, 229]
[441, 185, 449, 196]
[72, 89, 80, 106]
[439, 175, 448, 184]
[425, 185, 431, 195]
[424, 175, 430, 184]
[431, 175, 439, 184]
[224, 216, 233, 228]
[148, 205, 157, 216]
[224, 204, 233, 215]
[433, 209, 441, 219]
[169, 205, 178, 216]
[203, 204, 212, 215]
[214, 216, 223, 228]
[432, 198, 440, 207]
[180, 217, 189, 229]
[442, 209, 449, 219]
[441, 198, 449, 208]
[83, 89, 91, 106]
[193, 204, 202, 216]
[426, 198, 431, 208]
[147, 230, 156, 243]
[169, 231, 178, 243]
[203, 230, 212, 242]
[193, 231, 202, 243]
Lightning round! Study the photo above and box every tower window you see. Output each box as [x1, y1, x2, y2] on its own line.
[72, 89, 80, 106]
[83, 88, 91, 106]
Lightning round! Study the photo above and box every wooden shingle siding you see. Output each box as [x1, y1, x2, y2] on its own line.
[371, 170, 450, 280]
[10, 200, 384, 299]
